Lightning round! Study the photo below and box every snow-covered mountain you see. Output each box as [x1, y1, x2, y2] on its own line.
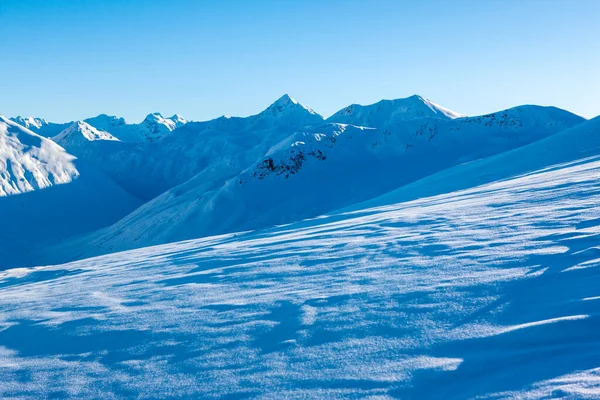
[327, 94, 464, 126]
[10, 111, 188, 143]
[9, 116, 47, 131]
[53, 121, 120, 149]
[9, 116, 71, 138]
[2, 95, 591, 268]
[2, 94, 600, 397]
[64, 94, 324, 201]
[0, 117, 141, 267]
[354, 114, 600, 211]
[0, 116, 78, 196]
[58, 104, 583, 259]
[83, 112, 187, 142]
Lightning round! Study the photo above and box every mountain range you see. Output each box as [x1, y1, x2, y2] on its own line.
[1, 94, 591, 268]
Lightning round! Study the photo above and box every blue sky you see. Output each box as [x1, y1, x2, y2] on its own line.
[1, 0, 599, 122]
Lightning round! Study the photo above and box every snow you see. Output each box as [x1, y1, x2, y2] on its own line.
[2, 93, 600, 397]
[52, 121, 120, 149]
[58, 95, 324, 201]
[83, 112, 188, 143]
[9, 116, 47, 130]
[353, 115, 600, 211]
[9, 116, 71, 138]
[61, 104, 584, 259]
[326, 94, 464, 127]
[0, 116, 78, 196]
[1, 150, 600, 398]
[0, 120, 141, 268]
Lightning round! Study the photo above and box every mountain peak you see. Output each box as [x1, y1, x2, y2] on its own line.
[85, 114, 126, 127]
[273, 93, 297, 106]
[53, 121, 119, 148]
[143, 112, 164, 122]
[142, 112, 186, 130]
[10, 116, 48, 131]
[327, 95, 463, 127]
[259, 94, 323, 125]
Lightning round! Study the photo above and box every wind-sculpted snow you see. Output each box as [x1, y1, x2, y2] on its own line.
[1, 155, 600, 398]
[0, 116, 78, 196]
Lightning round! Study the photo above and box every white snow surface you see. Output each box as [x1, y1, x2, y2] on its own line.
[0, 116, 79, 196]
[1, 151, 600, 398]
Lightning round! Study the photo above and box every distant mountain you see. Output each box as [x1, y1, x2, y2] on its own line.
[53, 103, 585, 260]
[0, 116, 78, 196]
[84, 113, 187, 142]
[66, 94, 324, 200]
[327, 95, 463, 126]
[53, 121, 120, 149]
[9, 116, 47, 131]
[3, 95, 592, 268]
[354, 114, 600, 211]
[0, 117, 142, 267]
[9, 116, 71, 138]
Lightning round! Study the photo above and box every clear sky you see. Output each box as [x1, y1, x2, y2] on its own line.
[1, 0, 599, 122]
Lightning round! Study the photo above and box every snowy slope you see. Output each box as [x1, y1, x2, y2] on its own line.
[52, 121, 119, 149]
[2, 151, 600, 398]
[84, 113, 187, 142]
[327, 94, 464, 126]
[0, 162, 143, 269]
[64, 105, 584, 258]
[0, 116, 79, 196]
[0, 117, 143, 268]
[353, 114, 600, 211]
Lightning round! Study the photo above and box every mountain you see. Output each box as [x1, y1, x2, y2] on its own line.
[47, 103, 584, 261]
[10, 111, 188, 143]
[3, 134, 600, 398]
[9, 116, 71, 138]
[53, 121, 120, 149]
[326, 94, 463, 126]
[84, 113, 187, 142]
[0, 116, 143, 267]
[9, 116, 47, 131]
[353, 114, 600, 211]
[0, 115, 78, 196]
[65, 94, 324, 201]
